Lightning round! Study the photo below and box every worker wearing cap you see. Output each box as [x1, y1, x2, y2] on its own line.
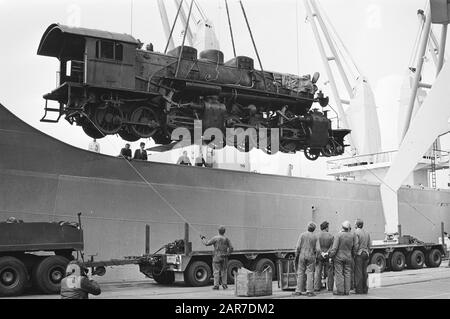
[201, 226, 234, 290]
[329, 221, 356, 295]
[60, 261, 101, 299]
[353, 218, 371, 294]
[293, 222, 317, 297]
[314, 221, 334, 292]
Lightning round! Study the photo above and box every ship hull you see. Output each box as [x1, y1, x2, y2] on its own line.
[1, 103, 449, 265]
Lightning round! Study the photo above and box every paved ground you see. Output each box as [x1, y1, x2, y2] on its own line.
[6, 264, 450, 299]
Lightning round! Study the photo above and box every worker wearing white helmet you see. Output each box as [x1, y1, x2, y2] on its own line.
[329, 220, 356, 295]
[60, 261, 101, 299]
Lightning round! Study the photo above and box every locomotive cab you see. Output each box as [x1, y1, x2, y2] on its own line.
[37, 24, 139, 106]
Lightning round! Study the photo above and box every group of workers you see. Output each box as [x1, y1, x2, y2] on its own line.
[119, 142, 148, 161]
[177, 150, 210, 167]
[294, 219, 371, 297]
[58, 220, 370, 299]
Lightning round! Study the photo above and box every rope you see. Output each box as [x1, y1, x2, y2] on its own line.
[81, 113, 203, 236]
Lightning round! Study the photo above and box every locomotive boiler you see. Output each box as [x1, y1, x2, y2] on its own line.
[37, 24, 350, 160]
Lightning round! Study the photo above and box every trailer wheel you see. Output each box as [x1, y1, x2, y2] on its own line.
[369, 253, 386, 273]
[0, 256, 28, 297]
[185, 261, 212, 287]
[425, 249, 442, 268]
[227, 259, 243, 284]
[254, 258, 276, 280]
[32, 256, 69, 294]
[407, 250, 425, 269]
[152, 271, 175, 285]
[390, 251, 406, 271]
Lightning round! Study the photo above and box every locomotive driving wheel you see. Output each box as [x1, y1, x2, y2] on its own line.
[92, 103, 123, 135]
[82, 122, 104, 139]
[118, 128, 140, 142]
[280, 140, 298, 153]
[130, 106, 160, 138]
[304, 147, 320, 161]
[321, 143, 334, 157]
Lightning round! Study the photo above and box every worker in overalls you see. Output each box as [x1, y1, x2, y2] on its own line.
[353, 218, 371, 294]
[293, 222, 317, 297]
[329, 221, 356, 295]
[201, 226, 234, 290]
[60, 261, 101, 299]
[314, 221, 334, 292]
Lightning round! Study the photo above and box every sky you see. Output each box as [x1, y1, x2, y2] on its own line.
[0, 0, 448, 180]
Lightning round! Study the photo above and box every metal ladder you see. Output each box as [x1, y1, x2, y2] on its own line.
[431, 140, 438, 188]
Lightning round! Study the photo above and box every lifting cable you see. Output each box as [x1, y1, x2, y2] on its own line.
[164, 0, 185, 54]
[225, 0, 237, 58]
[337, 135, 436, 227]
[175, 0, 195, 77]
[82, 115, 203, 236]
[239, 0, 267, 91]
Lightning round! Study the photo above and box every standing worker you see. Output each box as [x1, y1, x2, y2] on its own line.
[60, 261, 101, 299]
[200, 226, 234, 290]
[353, 218, 371, 294]
[329, 221, 356, 296]
[293, 222, 317, 297]
[314, 221, 334, 292]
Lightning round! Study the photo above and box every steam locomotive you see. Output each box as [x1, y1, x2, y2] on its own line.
[37, 24, 350, 160]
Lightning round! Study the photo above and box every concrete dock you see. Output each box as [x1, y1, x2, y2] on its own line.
[6, 264, 450, 299]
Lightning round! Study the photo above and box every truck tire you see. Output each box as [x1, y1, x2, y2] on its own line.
[425, 249, 442, 268]
[227, 259, 243, 284]
[185, 261, 212, 287]
[254, 258, 276, 280]
[390, 251, 406, 271]
[370, 253, 386, 273]
[32, 256, 69, 294]
[407, 250, 425, 269]
[152, 270, 175, 285]
[0, 256, 28, 297]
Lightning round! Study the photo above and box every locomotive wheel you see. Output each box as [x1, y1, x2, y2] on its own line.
[130, 106, 160, 138]
[82, 122, 104, 139]
[152, 131, 172, 145]
[93, 104, 123, 135]
[321, 144, 334, 157]
[304, 148, 320, 161]
[280, 141, 297, 153]
[118, 128, 140, 142]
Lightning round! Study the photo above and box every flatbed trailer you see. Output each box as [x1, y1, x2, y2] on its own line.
[1, 220, 447, 296]
[90, 223, 447, 288]
[369, 242, 445, 272]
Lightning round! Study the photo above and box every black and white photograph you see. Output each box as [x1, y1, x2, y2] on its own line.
[1, 0, 450, 312]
